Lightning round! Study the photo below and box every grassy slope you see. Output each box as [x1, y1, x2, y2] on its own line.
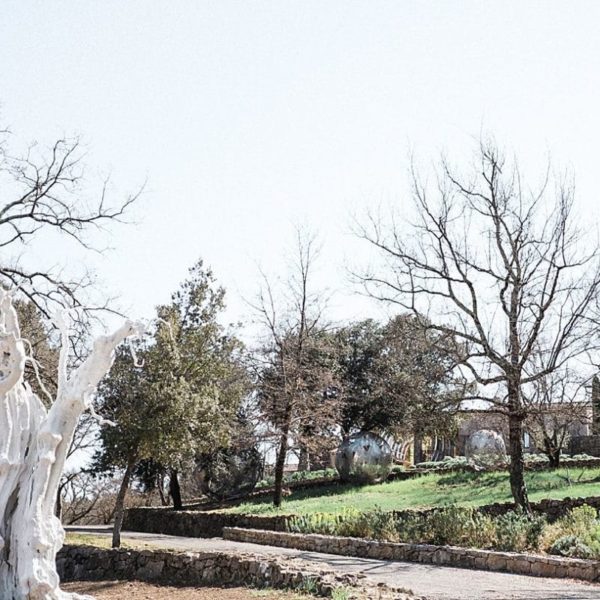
[226, 467, 600, 515]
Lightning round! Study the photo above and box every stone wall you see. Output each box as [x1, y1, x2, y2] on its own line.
[479, 495, 600, 522]
[571, 435, 600, 457]
[224, 527, 600, 582]
[382, 496, 600, 531]
[124, 495, 600, 539]
[385, 495, 600, 524]
[56, 544, 413, 600]
[185, 476, 354, 510]
[123, 507, 292, 538]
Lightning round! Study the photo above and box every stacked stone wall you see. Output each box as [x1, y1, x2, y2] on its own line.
[123, 507, 292, 538]
[224, 527, 600, 582]
[571, 435, 600, 457]
[56, 545, 412, 599]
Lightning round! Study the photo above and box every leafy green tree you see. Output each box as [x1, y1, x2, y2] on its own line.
[94, 260, 246, 547]
[335, 315, 462, 446]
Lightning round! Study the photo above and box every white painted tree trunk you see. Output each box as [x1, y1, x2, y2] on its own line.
[0, 291, 143, 599]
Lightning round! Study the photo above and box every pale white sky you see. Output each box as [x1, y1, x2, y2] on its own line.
[1, 1, 600, 331]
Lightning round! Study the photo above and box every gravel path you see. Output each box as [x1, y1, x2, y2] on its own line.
[66, 527, 600, 600]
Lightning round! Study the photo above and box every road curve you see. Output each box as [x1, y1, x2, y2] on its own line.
[66, 527, 600, 600]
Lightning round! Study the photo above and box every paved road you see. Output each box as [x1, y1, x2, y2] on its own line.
[66, 527, 600, 600]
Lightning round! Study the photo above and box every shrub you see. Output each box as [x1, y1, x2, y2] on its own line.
[396, 506, 495, 548]
[557, 505, 598, 538]
[357, 506, 399, 541]
[544, 505, 600, 559]
[549, 535, 595, 559]
[257, 468, 339, 489]
[288, 504, 600, 557]
[298, 577, 319, 594]
[288, 510, 358, 536]
[331, 588, 351, 600]
[493, 511, 546, 552]
[415, 456, 470, 470]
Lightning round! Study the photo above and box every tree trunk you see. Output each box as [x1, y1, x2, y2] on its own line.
[297, 444, 310, 472]
[273, 400, 293, 508]
[507, 389, 531, 513]
[273, 431, 289, 507]
[544, 438, 561, 468]
[111, 456, 136, 548]
[157, 473, 168, 506]
[169, 469, 183, 510]
[0, 293, 142, 599]
[413, 431, 424, 465]
[55, 484, 63, 520]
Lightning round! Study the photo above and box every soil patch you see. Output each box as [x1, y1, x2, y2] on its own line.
[63, 581, 304, 599]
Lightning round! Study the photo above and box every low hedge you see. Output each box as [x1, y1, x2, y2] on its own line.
[287, 504, 600, 559]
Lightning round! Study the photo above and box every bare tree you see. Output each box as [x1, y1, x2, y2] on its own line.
[356, 141, 600, 511]
[60, 471, 160, 526]
[0, 131, 140, 330]
[252, 230, 339, 507]
[524, 366, 591, 468]
[58, 471, 108, 525]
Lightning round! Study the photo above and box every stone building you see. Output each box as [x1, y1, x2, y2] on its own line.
[455, 405, 592, 457]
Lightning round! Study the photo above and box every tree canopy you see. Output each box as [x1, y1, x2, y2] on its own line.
[335, 315, 462, 437]
[93, 260, 247, 544]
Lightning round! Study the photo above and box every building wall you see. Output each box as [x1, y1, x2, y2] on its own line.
[455, 407, 592, 456]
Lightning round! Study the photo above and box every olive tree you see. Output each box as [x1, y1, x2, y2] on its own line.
[0, 290, 142, 599]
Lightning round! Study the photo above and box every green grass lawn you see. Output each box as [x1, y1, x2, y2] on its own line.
[225, 467, 600, 515]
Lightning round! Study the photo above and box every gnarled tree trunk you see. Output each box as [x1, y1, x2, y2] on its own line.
[0, 291, 142, 599]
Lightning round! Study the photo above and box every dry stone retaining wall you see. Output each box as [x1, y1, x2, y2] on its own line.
[478, 495, 600, 522]
[56, 544, 413, 600]
[570, 436, 600, 456]
[123, 507, 292, 538]
[387, 496, 600, 524]
[223, 527, 600, 582]
[124, 495, 600, 539]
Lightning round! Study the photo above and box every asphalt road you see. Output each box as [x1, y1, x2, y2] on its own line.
[66, 527, 600, 600]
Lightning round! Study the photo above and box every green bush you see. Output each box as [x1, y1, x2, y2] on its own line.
[256, 468, 339, 489]
[493, 511, 546, 552]
[298, 577, 319, 594]
[289, 507, 400, 541]
[428, 506, 496, 548]
[545, 505, 600, 559]
[288, 510, 358, 536]
[392, 506, 497, 548]
[288, 503, 600, 557]
[331, 588, 351, 600]
[549, 535, 595, 559]
[557, 505, 598, 538]
[415, 456, 470, 470]
[350, 506, 399, 541]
